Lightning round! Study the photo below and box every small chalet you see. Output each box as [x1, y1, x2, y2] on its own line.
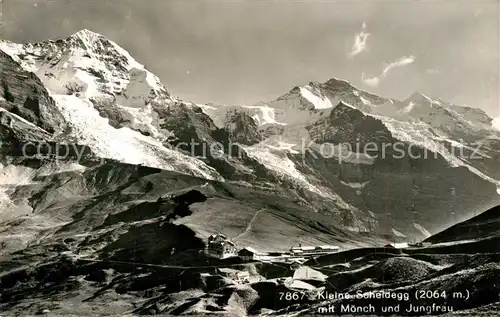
[206, 234, 237, 259]
[316, 245, 340, 253]
[290, 245, 340, 255]
[238, 247, 259, 261]
[290, 246, 315, 255]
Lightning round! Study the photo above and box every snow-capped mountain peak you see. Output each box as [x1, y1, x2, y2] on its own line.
[0, 29, 169, 101]
[299, 84, 334, 109]
[397, 91, 467, 124]
[269, 77, 389, 117]
[405, 91, 440, 106]
[70, 29, 106, 47]
[68, 29, 150, 75]
[324, 76, 352, 85]
[399, 92, 496, 131]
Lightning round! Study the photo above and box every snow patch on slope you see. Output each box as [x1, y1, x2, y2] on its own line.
[340, 181, 370, 189]
[37, 162, 87, 176]
[407, 92, 438, 105]
[299, 85, 333, 109]
[197, 104, 285, 127]
[0, 41, 38, 72]
[242, 144, 329, 197]
[0, 107, 51, 134]
[115, 103, 169, 139]
[260, 138, 300, 154]
[359, 96, 370, 105]
[492, 117, 500, 131]
[0, 164, 37, 215]
[392, 228, 407, 238]
[373, 115, 500, 187]
[413, 223, 431, 238]
[0, 162, 83, 216]
[241, 105, 286, 126]
[0, 164, 37, 186]
[402, 101, 415, 113]
[50, 94, 221, 180]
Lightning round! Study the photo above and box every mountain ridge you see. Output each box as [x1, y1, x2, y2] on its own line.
[1, 28, 500, 243]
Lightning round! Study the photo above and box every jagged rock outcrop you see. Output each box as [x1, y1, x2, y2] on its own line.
[222, 110, 263, 145]
[0, 50, 66, 134]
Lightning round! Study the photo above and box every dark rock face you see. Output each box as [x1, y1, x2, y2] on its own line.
[222, 111, 263, 146]
[160, 102, 219, 155]
[90, 97, 132, 129]
[260, 124, 285, 139]
[297, 103, 500, 236]
[426, 204, 500, 243]
[309, 102, 392, 148]
[246, 84, 500, 237]
[0, 110, 52, 143]
[275, 86, 318, 111]
[0, 51, 65, 134]
[172, 190, 208, 205]
[99, 223, 206, 263]
[158, 102, 266, 182]
[322, 78, 388, 106]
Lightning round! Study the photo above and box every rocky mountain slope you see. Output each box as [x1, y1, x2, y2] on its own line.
[425, 204, 500, 244]
[199, 82, 500, 237]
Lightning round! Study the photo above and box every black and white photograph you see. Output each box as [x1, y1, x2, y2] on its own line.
[0, 0, 499, 316]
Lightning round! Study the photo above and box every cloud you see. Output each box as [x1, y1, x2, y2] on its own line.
[425, 68, 441, 74]
[493, 117, 500, 131]
[348, 22, 370, 57]
[381, 55, 415, 77]
[361, 54, 416, 87]
[361, 73, 380, 87]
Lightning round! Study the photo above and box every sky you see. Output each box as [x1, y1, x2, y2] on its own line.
[1, 0, 499, 116]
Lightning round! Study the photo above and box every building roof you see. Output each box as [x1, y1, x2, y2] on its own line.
[209, 233, 227, 240]
[291, 246, 316, 251]
[385, 242, 409, 248]
[208, 233, 235, 245]
[238, 247, 258, 255]
[318, 245, 339, 250]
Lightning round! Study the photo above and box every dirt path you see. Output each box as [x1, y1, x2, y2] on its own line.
[233, 208, 265, 241]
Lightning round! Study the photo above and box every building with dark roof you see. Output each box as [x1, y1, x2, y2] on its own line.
[206, 234, 237, 259]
